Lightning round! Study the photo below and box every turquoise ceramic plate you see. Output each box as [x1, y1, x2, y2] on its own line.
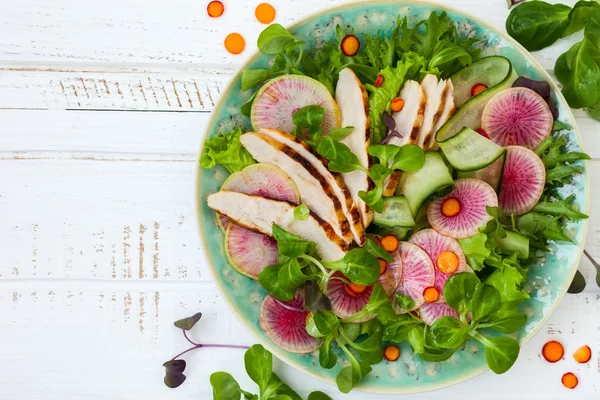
[196, 1, 589, 393]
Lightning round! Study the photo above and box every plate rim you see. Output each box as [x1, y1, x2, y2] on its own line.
[194, 0, 590, 394]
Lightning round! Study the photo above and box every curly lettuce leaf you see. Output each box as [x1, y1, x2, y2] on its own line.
[200, 128, 255, 173]
[484, 261, 529, 318]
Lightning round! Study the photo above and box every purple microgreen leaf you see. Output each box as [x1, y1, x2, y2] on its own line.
[163, 359, 187, 388]
[174, 312, 202, 331]
[567, 270, 586, 294]
[583, 249, 600, 289]
[381, 112, 403, 144]
[512, 76, 559, 120]
[304, 281, 332, 312]
[507, 0, 526, 9]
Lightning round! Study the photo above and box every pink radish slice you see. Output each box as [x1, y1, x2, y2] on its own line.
[218, 162, 300, 232]
[394, 242, 435, 312]
[428, 178, 498, 239]
[409, 229, 468, 302]
[225, 223, 278, 279]
[378, 249, 403, 297]
[499, 145, 546, 216]
[251, 75, 341, 135]
[418, 302, 458, 326]
[482, 87, 553, 150]
[327, 272, 374, 322]
[260, 289, 322, 354]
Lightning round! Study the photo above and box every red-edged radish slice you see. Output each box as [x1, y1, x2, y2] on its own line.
[499, 146, 546, 216]
[409, 229, 468, 302]
[225, 223, 278, 279]
[418, 302, 458, 326]
[428, 178, 498, 239]
[394, 242, 435, 312]
[251, 75, 341, 135]
[378, 249, 402, 297]
[482, 87, 553, 150]
[260, 289, 322, 354]
[327, 272, 374, 322]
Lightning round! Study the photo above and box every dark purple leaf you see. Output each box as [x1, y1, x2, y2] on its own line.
[507, 0, 527, 9]
[174, 312, 202, 331]
[304, 281, 332, 312]
[381, 112, 403, 144]
[512, 76, 559, 120]
[163, 359, 187, 388]
[567, 270, 586, 294]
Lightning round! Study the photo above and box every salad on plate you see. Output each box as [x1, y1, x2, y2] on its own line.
[200, 10, 589, 393]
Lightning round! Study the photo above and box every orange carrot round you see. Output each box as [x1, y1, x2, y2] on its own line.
[384, 345, 400, 361]
[542, 340, 564, 363]
[341, 35, 360, 57]
[345, 282, 367, 297]
[207, 1, 225, 18]
[573, 345, 592, 363]
[378, 258, 388, 275]
[561, 372, 578, 389]
[374, 74, 384, 88]
[224, 33, 246, 55]
[437, 251, 459, 274]
[441, 198, 461, 217]
[255, 3, 276, 24]
[391, 97, 405, 112]
[471, 83, 488, 97]
[381, 235, 399, 252]
[423, 287, 439, 303]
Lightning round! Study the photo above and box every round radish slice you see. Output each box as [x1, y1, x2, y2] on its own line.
[418, 302, 458, 326]
[260, 289, 322, 354]
[327, 272, 374, 322]
[394, 242, 435, 312]
[225, 223, 278, 279]
[499, 145, 546, 216]
[428, 178, 498, 239]
[378, 249, 403, 297]
[251, 75, 341, 135]
[409, 229, 468, 302]
[482, 87, 553, 150]
[218, 163, 300, 231]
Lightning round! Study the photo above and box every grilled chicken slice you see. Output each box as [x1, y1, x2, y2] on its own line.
[429, 79, 456, 149]
[258, 127, 366, 246]
[240, 132, 353, 243]
[335, 68, 373, 233]
[416, 74, 448, 150]
[207, 191, 348, 261]
[383, 80, 426, 196]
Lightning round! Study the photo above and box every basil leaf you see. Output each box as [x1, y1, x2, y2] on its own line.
[471, 283, 502, 321]
[562, 1, 600, 37]
[258, 24, 298, 54]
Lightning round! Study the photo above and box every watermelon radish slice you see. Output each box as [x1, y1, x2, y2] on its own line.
[418, 302, 458, 326]
[394, 242, 435, 312]
[327, 272, 374, 322]
[251, 75, 341, 135]
[481, 87, 553, 150]
[499, 145, 546, 216]
[378, 249, 403, 297]
[260, 289, 322, 354]
[218, 163, 300, 232]
[409, 229, 468, 302]
[225, 223, 278, 279]
[428, 178, 498, 239]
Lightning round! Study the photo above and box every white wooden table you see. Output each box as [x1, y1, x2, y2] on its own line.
[0, 0, 598, 399]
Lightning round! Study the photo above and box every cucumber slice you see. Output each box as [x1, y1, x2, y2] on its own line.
[396, 151, 454, 216]
[373, 196, 416, 228]
[438, 58, 518, 142]
[493, 230, 529, 259]
[438, 127, 506, 172]
[457, 154, 506, 191]
[451, 56, 515, 107]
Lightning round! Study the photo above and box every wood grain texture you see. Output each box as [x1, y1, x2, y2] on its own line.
[0, 0, 598, 398]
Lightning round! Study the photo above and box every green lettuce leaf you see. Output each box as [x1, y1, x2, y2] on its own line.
[484, 262, 529, 318]
[200, 128, 255, 173]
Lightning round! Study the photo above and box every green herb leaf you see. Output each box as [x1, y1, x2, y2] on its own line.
[443, 272, 481, 314]
[210, 372, 242, 400]
[200, 128, 256, 173]
[335, 360, 372, 394]
[359, 182, 385, 214]
[368, 144, 400, 165]
[330, 126, 355, 141]
[562, 1, 600, 37]
[471, 283, 502, 321]
[475, 334, 520, 374]
[318, 335, 338, 369]
[322, 248, 380, 286]
[317, 136, 366, 173]
[484, 312, 528, 334]
[484, 263, 529, 319]
[307, 391, 333, 400]
[313, 310, 341, 337]
[506, 1, 572, 51]
[430, 316, 469, 349]
[293, 205, 310, 221]
[342, 283, 393, 323]
[241, 69, 270, 91]
[244, 344, 273, 393]
[395, 293, 415, 312]
[533, 196, 589, 220]
[383, 313, 422, 342]
[173, 312, 202, 331]
[258, 264, 296, 301]
[518, 212, 574, 243]
[458, 233, 493, 272]
[390, 144, 426, 171]
[265, 373, 302, 400]
[364, 237, 394, 262]
[278, 258, 309, 290]
[258, 24, 298, 55]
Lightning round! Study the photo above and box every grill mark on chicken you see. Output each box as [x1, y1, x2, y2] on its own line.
[424, 83, 449, 149]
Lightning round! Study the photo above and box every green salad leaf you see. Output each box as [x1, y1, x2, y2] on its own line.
[200, 128, 256, 173]
[506, 1, 572, 51]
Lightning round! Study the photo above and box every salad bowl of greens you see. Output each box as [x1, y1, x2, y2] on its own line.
[196, 0, 589, 394]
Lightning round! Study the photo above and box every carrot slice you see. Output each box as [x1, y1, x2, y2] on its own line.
[381, 235, 399, 252]
[207, 1, 225, 18]
[378, 259, 388, 275]
[255, 3, 276, 24]
[437, 251, 459, 274]
[384, 345, 400, 361]
[471, 83, 488, 97]
[374, 74, 384, 88]
[224, 33, 246, 55]
[561, 372, 578, 389]
[341, 35, 360, 57]
[542, 340, 564, 363]
[391, 97, 405, 112]
[423, 287, 439, 303]
[345, 282, 367, 297]
[441, 198, 461, 217]
[573, 345, 592, 363]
